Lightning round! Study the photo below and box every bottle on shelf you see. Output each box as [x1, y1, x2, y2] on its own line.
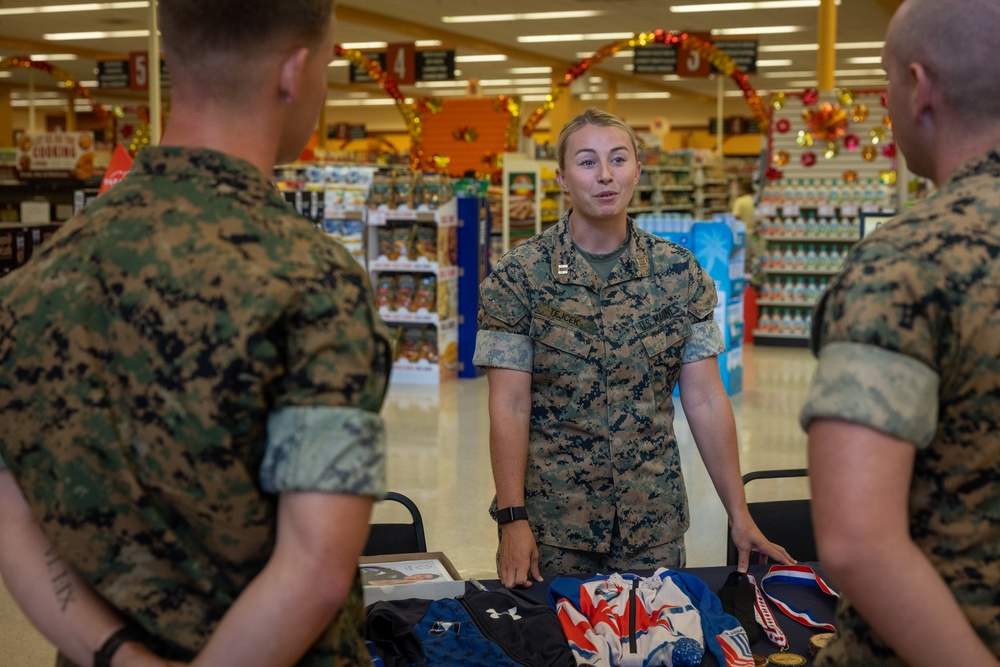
[805, 213, 818, 237]
[806, 244, 818, 270]
[760, 277, 772, 301]
[782, 246, 795, 269]
[793, 276, 806, 303]
[791, 310, 806, 336]
[794, 244, 807, 270]
[816, 179, 829, 205]
[759, 308, 772, 333]
[781, 308, 794, 334]
[818, 245, 830, 270]
[806, 277, 819, 303]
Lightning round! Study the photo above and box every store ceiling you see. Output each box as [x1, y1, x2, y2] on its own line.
[0, 0, 898, 127]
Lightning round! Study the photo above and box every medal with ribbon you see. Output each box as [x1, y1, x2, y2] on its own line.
[747, 565, 839, 665]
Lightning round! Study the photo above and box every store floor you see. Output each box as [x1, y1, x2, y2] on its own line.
[0, 343, 816, 666]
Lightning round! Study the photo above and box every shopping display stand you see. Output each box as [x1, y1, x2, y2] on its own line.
[646, 215, 745, 395]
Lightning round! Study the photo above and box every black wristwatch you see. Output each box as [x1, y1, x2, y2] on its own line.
[495, 506, 529, 524]
[94, 626, 145, 667]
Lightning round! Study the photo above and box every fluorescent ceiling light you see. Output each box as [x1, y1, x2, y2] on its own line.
[788, 79, 886, 87]
[45, 29, 149, 40]
[414, 80, 470, 89]
[761, 70, 822, 78]
[28, 54, 79, 61]
[328, 61, 348, 68]
[0, 2, 147, 16]
[671, 1, 838, 11]
[617, 92, 672, 100]
[847, 56, 883, 64]
[508, 66, 553, 74]
[415, 41, 442, 47]
[327, 98, 400, 107]
[340, 42, 388, 50]
[0, 72, 12, 78]
[518, 32, 633, 44]
[455, 54, 508, 63]
[521, 95, 551, 102]
[483, 77, 551, 86]
[575, 51, 632, 59]
[760, 41, 883, 52]
[757, 59, 794, 67]
[579, 93, 610, 101]
[712, 26, 804, 35]
[443, 11, 604, 23]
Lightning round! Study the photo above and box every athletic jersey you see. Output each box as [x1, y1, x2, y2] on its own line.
[548, 568, 754, 667]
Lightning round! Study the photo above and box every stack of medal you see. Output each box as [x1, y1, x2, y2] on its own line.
[809, 632, 835, 659]
[746, 565, 841, 666]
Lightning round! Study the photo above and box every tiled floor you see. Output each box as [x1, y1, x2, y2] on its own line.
[0, 343, 816, 666]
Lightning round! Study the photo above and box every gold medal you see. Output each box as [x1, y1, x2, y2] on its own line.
[768, 650, 808, 666]
[753, 654, 769, 667]
[809, 632, 835, 657]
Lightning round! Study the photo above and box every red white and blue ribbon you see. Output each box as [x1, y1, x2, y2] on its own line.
[759, 565, 839, 632]
[746, 573, 788, 648]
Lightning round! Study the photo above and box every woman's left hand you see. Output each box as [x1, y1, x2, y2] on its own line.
[730, 518, 795, 572]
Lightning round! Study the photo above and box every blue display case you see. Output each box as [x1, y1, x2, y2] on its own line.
[456, 193, 491, 379]
[644, 214, 745, 395]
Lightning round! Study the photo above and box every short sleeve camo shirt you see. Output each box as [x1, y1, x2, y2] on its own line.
[0, 147, 391, 665]
[801, 150, 1000, 665]
[474, 215, 724, 555]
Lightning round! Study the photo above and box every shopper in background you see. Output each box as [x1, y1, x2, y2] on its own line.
[0, 1, 391, 666]
[802, 0, 1000, 665]
[731, 179, 761, 286]
[474, 108, 792, 588]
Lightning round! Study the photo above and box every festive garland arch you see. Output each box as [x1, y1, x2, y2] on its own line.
[0, 55, 154, 155]
[334, 46, 521, 170]
[522, 31, 769, 137]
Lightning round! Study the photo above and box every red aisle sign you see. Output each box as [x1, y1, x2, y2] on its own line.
[387, 43, 416, 85]
[676, 32, 712, 78]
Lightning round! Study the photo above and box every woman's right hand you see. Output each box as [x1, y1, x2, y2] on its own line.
[497, 521, 543, 588]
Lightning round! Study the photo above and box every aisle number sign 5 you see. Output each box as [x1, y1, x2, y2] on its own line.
[128, 51, 169, 90]
[388, 43, 416, 85]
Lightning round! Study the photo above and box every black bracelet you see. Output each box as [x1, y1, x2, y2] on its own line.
[94, 626, 145, 667]
[495, 506, 529, 524]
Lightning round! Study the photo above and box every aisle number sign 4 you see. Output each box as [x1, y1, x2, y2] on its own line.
[388, 43, 416, 86]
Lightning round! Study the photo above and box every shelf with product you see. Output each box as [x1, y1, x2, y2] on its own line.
[368, 198, 461, 385]
[693, 157, 731, 220]
[753, 89, 897, 345]
[630, 149, 695, 216]
[499, 155, 564, 255]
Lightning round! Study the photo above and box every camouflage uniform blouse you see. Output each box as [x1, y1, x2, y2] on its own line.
[0, 147, 391, 665]
[800, 150, 1000, 664]
[474, 215, 725, 554]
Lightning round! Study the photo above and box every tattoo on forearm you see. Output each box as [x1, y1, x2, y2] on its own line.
[44, 546, 76, 613]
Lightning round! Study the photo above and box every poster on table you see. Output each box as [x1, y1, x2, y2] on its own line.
[16, 132, 95, 180]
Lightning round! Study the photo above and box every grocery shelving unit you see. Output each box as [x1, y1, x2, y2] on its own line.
[754, 90, 897, 346]
[368, 198, 460, 384]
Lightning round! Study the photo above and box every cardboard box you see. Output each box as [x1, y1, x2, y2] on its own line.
[359, 551, 466, 605]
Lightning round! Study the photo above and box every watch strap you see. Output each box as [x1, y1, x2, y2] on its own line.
[496, 506, 529, 524]
[94, 625, 146, 667]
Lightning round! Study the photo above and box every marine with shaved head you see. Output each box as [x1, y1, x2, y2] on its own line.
[801, 0, 1000, 665]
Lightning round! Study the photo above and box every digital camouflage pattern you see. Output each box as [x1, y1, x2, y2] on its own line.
[474, 215, 724, 556]
[0, 147, 391, 666]
[801, 150, 1000, 665]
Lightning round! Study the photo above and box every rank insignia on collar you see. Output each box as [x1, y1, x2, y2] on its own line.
[557, 264, 569, 275]
[637, 255, 649, 269]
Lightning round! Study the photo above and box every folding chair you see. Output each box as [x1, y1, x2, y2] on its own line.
[726, 468, 816, 566]
[363, 491, 427, 556]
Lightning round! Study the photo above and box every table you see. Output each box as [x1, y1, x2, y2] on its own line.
[483, 562, 838, 666]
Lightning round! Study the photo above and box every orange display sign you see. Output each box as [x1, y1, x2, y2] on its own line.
[420, 98, 515, 176]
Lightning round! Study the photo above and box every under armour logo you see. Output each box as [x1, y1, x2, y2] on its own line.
[429, 621, 462, 636]
[487, 607, 522, 620]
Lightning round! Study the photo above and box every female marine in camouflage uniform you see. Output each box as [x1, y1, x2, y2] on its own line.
[475, 109, 791, 588]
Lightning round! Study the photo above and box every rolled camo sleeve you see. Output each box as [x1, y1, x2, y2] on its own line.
[682, 259, 725, 364]
[800, 341, 939, 447]
[259, 406, 386, 496]
[474, 259, 534, 372]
